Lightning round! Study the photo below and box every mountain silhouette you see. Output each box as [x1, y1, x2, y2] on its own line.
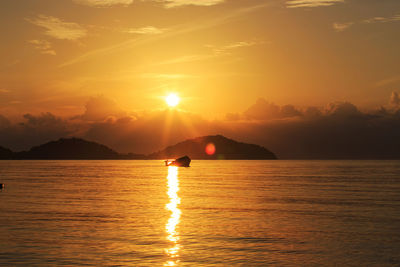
[149, 135, 277, 159]
[0, 135, 277, 160]
[0, 146, 13, 159]
[14, 138, 145, 160]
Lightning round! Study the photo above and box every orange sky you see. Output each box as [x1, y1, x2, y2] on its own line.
[1, 0, 399, 118]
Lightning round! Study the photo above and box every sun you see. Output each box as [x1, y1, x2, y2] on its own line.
[166, 93, 180, 107]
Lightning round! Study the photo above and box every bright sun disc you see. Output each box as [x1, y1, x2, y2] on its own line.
[166, 93, 180, 107]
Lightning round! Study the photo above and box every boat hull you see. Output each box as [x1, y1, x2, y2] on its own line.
[165, 156, 191, 167]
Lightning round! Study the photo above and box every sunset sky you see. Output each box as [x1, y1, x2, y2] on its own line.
[0, 0, 400, 158]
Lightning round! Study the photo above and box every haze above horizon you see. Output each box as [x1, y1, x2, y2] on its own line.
[0, 0, 400, 158]
[1, 0, 400, 116]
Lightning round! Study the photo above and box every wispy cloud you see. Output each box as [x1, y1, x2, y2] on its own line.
[334, 14, 400, 32]
[59, 3, 273, 67]
[209, 40, 263, 55]
[332, 22, 353, 32]
[73, 0, 222, 8]
[152, 40, 264, 66]
[160, 0, 224, 8]
[125, 26, 165, 35]
[28, 40, 56, 55]
[0, 89, 10, 94]
[286, 0, 344, 8]
[154, 54, 215, 66]
[390, 91, 400, 108]
[363, 14, 400, 24]
[73, 0, 134, 7]
[27, 15, 87, 40]
[376, 74, 400, 87]
[139, 73, 197, 79]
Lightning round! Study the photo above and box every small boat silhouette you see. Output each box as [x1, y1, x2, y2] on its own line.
[165, 156, 191, 167]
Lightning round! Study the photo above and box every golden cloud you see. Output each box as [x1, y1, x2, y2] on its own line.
[286, 0, 344, 8]
[73, 0, 134, 7]
[27, 15, 87, 40]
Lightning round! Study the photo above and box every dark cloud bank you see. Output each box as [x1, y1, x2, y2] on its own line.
[1, 95, 400, 159]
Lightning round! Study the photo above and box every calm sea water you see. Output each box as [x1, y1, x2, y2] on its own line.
[0, 160, 400, 266]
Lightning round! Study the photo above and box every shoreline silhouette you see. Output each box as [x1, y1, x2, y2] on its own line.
[0, 135, 277, 160]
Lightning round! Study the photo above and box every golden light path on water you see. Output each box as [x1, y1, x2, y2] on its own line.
[164, 166, 181, 266]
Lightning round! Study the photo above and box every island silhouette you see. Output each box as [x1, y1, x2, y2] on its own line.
[150, 135, 276, 160]
[0, 135, 277, 160]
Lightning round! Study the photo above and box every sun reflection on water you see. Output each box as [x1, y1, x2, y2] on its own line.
[164, 166, 181, 266]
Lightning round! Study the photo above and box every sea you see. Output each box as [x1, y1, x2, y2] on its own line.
[0, 160, 399, 266]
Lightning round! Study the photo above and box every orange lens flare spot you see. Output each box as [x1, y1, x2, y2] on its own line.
[205, 143, 216, 155]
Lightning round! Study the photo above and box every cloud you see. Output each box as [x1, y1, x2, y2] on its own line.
[286, 0, 344, 8]
[244, 98, 302, 120]
[80, 96, 126, 121]
[325, 101, 361, 117]
[363, 14, 400, 24]
[139, 73, 197, 79]
[304, 106, 322, 117]
[125, 26, 165, 35]
[153, 40, 263, 67]
[0, 113, 73, 151]
[160, 0, 224, 8]
[148, 54, 215, 66]
[225, 112, 241, 121]
[222, 41, 260, 49]
[73, 0, 223, 8]
[0, 89, 10, 94]
[73, 0, 134, 7]
[59, 3, 272, 67]
[332, 22, 353, 32]
[209, 40, 263, 55]
[390, 92, 400, 108]
[376, 75, 400, 87]
[74, 0, 223, 8]
[1, 95, 400, 159]
[28, 40, 56, 55]
[334, 14, 400, 32]
[227, 99, 400, 159]
[27, 15, 87, 40]
[83, 110, 209, 154]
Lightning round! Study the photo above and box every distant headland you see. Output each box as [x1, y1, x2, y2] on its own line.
[149, 135, 276, 160]
[0, 135, 277, 160]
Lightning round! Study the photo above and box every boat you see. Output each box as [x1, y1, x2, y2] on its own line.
[165, 156, 191, 167]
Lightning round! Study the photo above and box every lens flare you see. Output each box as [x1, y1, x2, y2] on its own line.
[205, 143, 216, 155]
